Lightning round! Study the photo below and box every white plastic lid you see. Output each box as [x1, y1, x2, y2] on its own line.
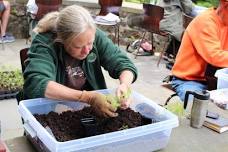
[215, 68, 228, 81]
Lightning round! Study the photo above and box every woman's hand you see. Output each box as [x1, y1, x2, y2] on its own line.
[80, 91, 118, 117]
[116, 83, 132, 109]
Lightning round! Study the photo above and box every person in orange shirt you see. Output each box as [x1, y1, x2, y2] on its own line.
[171, 0, 228, 101]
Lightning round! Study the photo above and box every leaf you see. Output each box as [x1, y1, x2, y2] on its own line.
[119, 88, 132, 100]
[106, 94, 120, 109]
[106, 88, 132, 109]
[118, 124, 129, 130]
[164, 100, 185, 117]
[0, 65, 23, 90]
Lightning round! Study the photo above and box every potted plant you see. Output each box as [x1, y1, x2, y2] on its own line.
[0, 65, 24, 100]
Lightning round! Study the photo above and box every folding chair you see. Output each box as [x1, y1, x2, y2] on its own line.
[94, 0, 123, 45]
[34, 0, 62, 21]
[16, 48, 29, 103]
[20, 48, 29, 73]
[26, 0, 62, 43]
[205, 64, 219, 91]
[134, 3, 169, 59]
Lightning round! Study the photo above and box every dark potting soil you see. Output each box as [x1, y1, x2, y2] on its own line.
[34, 107, 154, 142]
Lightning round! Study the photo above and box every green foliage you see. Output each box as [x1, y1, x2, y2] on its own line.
[210, 0, 219, 7]
[164, 100, 185, 118]
[11, 7, 18, 16]
[0, 65, 23, 91]
[119, 88, 132, 101]
[106, 88, 132, 109]
[118, 124, 129, 130]
[106, 94, 120, 109]
[196, 0, 216, 8]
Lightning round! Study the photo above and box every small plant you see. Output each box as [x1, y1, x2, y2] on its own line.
[0, 65, 23, 91]
[106, 88, 132, 109]
[119, 88, 132, 101]
[164, 100, 185, 118]
[118, 124, 129, 131]
[106, 94, 120, 109]
[11, 7, 18, 16]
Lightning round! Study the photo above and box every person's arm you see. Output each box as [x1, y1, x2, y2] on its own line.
[45, 81, 83, 101]
[94, 29, 138, 109]
[23, 35, 57, 99]
[116, 70, 134, 109]
[24, 33, 117, 117]
[45, 81, 117, 117]
[119, 70, 134, 86]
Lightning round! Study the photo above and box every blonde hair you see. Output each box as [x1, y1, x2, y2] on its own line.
[33, 5, 96, 44]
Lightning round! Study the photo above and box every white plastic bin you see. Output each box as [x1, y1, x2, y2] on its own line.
[215, 68, 228, 89]
[209, 88, 228, 110]
[18, 89, 178, 152]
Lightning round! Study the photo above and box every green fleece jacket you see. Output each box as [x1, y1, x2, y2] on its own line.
[23, 29, 138, 99]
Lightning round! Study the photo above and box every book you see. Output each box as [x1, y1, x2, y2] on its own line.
[203, 116, 228, 133]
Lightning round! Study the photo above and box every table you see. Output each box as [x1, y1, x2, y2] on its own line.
[5, 102, 228, 152]
[5, 136, 36, 152]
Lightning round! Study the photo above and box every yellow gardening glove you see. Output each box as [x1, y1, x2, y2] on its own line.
[80, 91, 118, 117]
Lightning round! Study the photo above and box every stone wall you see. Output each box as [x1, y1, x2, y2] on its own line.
[7, 3, 28, 39]
[7, 1, 144, 41]
[6, 1, 168, 52]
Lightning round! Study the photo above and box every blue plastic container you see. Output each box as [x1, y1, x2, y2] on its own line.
[18, 89, 178, 152]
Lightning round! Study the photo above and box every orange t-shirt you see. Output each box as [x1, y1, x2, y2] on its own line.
[172, 8, 228, 81]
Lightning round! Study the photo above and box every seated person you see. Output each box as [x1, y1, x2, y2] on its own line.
[20, 5, 138, 117]
[171, 0, 228, 101]
[0, 0, 15, 43]
[126, 0, 206, 57]
[158, 0, 194, 42]
[158, 0, 207, 61]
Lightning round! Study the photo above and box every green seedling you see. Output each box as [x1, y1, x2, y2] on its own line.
[106, 94, 120, 109]
[106, 88, 132, 109]
[118, 124, 129, 131]
[0, 65, 24, 91]
[119, 88, 132, 101]
[164, 100, 185, 118]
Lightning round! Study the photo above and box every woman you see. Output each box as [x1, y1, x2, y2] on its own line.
[22, 5, 138, 117]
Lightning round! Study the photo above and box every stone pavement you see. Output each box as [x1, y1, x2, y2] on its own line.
[0, 39, 228, 152]
[0, 40, 30, 140]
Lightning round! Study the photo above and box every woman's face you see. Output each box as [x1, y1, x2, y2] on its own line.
[65, 28, 96, 60]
